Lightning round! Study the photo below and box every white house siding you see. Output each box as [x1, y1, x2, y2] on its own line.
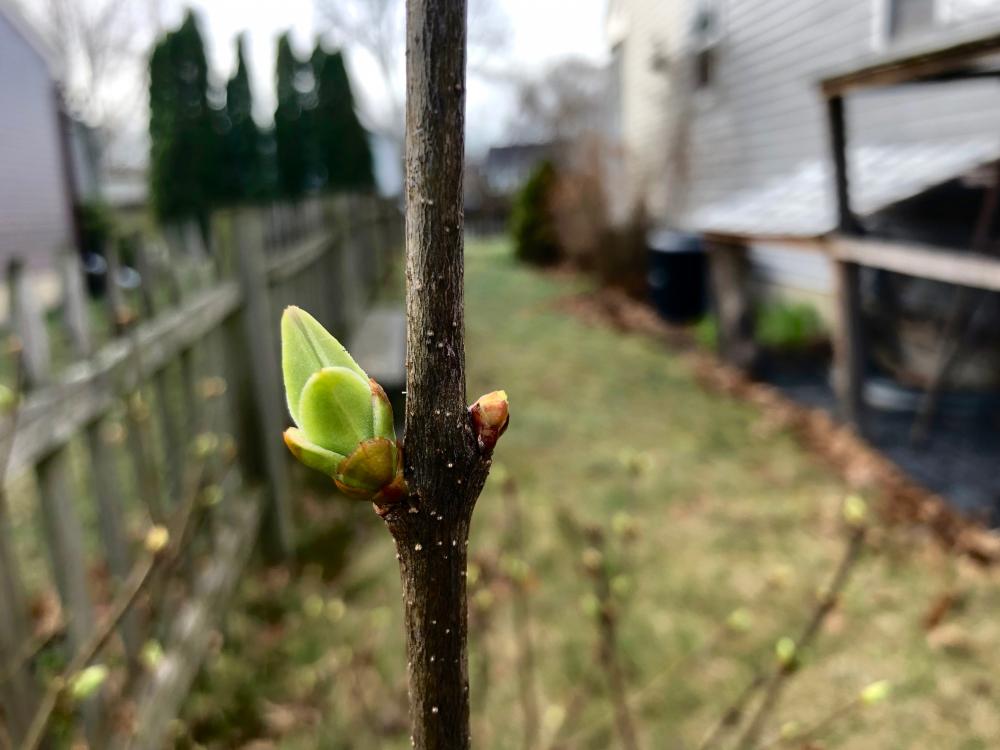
[0, 8, 71, 270]
[682, 0, 1000, 227]
[608, 0, 687, 222]
[614, 0, 1000, 310]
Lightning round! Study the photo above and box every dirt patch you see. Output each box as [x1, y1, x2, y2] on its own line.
[554, 286, 1000, 564]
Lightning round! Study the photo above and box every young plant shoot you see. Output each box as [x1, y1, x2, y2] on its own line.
[281, 306, 509, 504]
[281, 305, 408, 503]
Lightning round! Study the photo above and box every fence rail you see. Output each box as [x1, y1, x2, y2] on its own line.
[0, 193, 402, 749]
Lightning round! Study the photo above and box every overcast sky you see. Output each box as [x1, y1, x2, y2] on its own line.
[160, 0, 610, 154]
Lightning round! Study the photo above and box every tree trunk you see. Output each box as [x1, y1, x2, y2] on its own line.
[378, 1, 492, 748]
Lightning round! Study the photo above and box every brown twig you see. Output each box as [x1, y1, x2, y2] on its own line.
[502, 478, 540, 750]
[0, 622, 65, 689]
[755, 693, 859, 750]
[733, 527, 866, 750]
[544, 680, 594, 750]
[558, 510, 641, 750]
[17, 459, 210, 750]
[696, 672, 767, 750]
[553, 605, 747, 749]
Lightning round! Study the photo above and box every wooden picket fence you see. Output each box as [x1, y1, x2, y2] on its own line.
[0, 194, 402, 749]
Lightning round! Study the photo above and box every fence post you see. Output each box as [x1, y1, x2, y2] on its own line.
[833, 260, 866, 431]
[233, 207, 294, 560]
[706, 239, 758, 372]
[105, 240, 166, 522]
[334, 195, 365, 335]
[9, 258, 102, 741]
[60, 248, 141, 665]
[0, 485, 36, 745]
[133, 240, 185, 502]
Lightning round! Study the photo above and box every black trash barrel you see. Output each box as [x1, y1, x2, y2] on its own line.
[647, 229, 707, 322]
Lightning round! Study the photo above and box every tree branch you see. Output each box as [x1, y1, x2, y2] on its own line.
[734, 527, 866, 750]
[376, 1, 494, 748]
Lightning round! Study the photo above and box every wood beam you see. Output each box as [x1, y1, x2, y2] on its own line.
[826, 236, 1000, 291]
[821, 28, 1000, 96]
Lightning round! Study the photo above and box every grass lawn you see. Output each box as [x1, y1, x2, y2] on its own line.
[179, 237, 1000, 749]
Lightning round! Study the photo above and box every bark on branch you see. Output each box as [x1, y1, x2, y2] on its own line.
[378, 1, 494, 748]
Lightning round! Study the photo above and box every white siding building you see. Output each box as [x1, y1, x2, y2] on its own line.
[610, 0, 1000, 315]
[0, 1, 73, 270]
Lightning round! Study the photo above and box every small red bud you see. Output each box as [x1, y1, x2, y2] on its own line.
[469, 390, 509, 453]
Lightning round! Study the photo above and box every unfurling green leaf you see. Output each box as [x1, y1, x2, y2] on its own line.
[299, 367, 374, 457]
[283, 427, 345, 476]
[282, 306, 367, 423]
[280, 306, 405, 503]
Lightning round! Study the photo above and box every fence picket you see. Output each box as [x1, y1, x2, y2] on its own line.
[10, 258, 103, 743]
[233, 208, 293, 560]
[0, 196, 402, 741]
[105, 241, 165, 523]
[134, 241, 185, 503]
[0, 490, 36, 745]
[61, 248, 141, 666]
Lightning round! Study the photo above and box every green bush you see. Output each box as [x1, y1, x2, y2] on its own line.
[694, 315, 718, 350]
[510, 160, 560, 266]
[755, 301, 825, 350]
[76, 201, 116, 257]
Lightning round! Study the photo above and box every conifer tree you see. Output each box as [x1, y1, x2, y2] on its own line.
[311, 45, 375, 192]
[274, 33, 312, 200]
[148, 10, 221, 223]
[220, 34, 264, 203]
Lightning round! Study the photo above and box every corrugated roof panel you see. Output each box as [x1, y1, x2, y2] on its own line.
[685, 137, 1000, 238]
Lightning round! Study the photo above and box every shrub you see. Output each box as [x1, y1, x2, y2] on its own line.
[76, 201, 116, 257]
[695, 315, 719, 349]
[549, 136, 647, 296]
[511, 161, 560, 266]
[755, 301, 825, 350]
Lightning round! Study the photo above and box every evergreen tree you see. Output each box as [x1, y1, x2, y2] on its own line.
[148, 10, 222, 223]
[274, 33, 312, 200]
[220, 33, 264, 203]
[511, 160, 560, 266]
[311, 45, 375, 192]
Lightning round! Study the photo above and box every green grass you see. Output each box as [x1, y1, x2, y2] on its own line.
[178, 236, 1000, 749]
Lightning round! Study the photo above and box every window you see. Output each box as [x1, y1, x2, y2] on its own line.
[888, 0, 937, 40]
[691, 1, 722, 89]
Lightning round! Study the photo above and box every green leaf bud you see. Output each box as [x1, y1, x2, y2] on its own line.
[280, 306, 406, 503]
[779, 720, 800, 739]
[726, 607, 753, 633]
[775, 636, 798, 668]
[141, 640, 164, 671]
[843, 494, 868, 527]
[69, 664, 108, 701]
[860, 679, 891, 706]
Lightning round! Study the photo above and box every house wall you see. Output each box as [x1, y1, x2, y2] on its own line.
[608, 0, 687, 222]
[0, 9, 72, 270]
[680, 0, 1000, 222]
[613, 0, 1000, 313]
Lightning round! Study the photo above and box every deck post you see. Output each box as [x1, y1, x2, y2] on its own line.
[826, 94, 866, 431]
[706, 238, 758, 371]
